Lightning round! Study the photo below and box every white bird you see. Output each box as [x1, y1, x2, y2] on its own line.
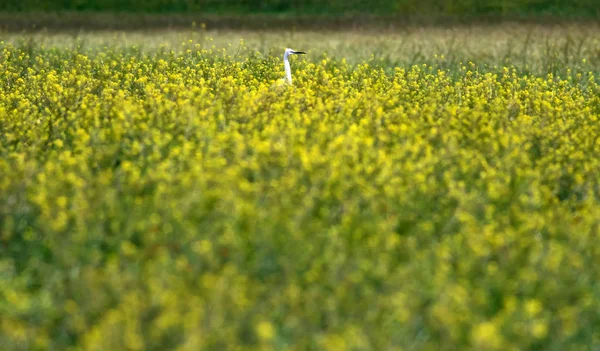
[283, 48, 306, 85]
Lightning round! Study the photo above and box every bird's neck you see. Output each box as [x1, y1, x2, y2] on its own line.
[284, 57, 292, 85]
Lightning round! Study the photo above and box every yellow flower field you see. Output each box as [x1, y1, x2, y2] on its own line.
[1, 28, 600, 350]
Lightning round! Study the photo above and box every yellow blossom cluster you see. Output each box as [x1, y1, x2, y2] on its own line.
[0, 39, 599, 350]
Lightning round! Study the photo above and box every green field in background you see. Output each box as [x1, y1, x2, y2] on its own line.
[0, 0, 598, 17]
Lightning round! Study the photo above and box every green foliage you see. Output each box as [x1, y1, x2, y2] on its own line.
[0, 0, 598, 16]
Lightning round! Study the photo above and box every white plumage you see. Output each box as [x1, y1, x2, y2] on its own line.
[283, 48, 306, 85]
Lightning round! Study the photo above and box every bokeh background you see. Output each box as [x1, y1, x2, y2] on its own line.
[2, 0, 598, 17]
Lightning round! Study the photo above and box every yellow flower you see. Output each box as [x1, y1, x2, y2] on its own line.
[472, 321, 503, 350]
[525, 299, 543, 317]
[532, 321, 548, 339]
[256, 321, 275, 341]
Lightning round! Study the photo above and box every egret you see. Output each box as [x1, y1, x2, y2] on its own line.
[283, 48, 305, 85]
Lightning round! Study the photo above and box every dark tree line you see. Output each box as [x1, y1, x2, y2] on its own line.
[1, 0, 597, 16]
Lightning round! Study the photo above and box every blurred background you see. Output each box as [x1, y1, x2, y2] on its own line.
[1, 0, 598, 18]
[1, 0, 597, 31]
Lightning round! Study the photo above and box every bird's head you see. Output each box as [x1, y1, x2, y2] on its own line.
[284, 48, 306, 57]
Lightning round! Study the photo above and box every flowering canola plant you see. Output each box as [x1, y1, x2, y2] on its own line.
[1, 41, 600, 350]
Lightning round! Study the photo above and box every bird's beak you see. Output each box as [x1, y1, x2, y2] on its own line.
[293, 51, 306, 55]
